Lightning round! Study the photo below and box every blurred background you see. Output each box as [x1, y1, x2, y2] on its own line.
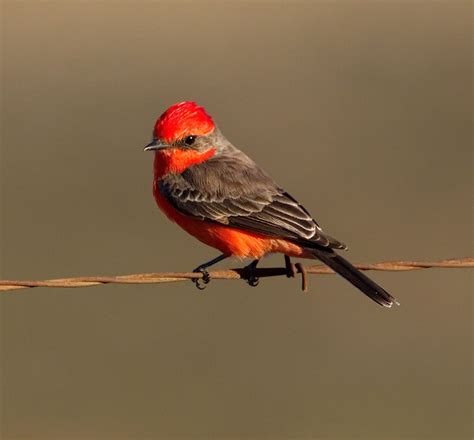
[1, 1, 472, 439]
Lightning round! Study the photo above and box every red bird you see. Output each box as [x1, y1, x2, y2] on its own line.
[145, 101, 397, 307]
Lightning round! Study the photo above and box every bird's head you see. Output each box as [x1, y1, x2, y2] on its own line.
[144, 101, 218, 154]
[145, 101, 233, 176]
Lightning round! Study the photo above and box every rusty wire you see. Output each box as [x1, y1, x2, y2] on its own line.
[0, 257, 472, 293]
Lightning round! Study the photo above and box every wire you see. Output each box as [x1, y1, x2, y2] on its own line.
[0, 257, 472, 293]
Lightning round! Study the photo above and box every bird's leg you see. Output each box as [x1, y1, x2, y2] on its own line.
[284, 255, 308, 292]
[244, 259, 260, 287]
[192, 254, 228, 290]
[284, 255, 297, 278]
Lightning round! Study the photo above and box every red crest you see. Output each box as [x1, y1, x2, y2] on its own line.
[154, 101, 215, 143]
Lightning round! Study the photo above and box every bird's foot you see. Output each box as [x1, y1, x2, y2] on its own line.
[284, 256, 308, 292]
[190, 254, 229, 290]
[192, 266, 211, 290]
[244, 260, 260, 287]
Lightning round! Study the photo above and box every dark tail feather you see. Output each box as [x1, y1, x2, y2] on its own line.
[312, 250, 398, 307]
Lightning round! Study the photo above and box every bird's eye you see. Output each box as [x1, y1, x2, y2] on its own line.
[184, 135, 197, 146]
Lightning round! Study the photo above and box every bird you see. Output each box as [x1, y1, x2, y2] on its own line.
[144, 101, 397, 307]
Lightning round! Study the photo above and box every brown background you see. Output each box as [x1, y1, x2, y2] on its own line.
[1, 1, 472, 439]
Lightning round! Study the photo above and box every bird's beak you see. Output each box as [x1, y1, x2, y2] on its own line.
[143, 139, 169, 151]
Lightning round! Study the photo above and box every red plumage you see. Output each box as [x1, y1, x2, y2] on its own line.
[154, 101, 215, 143]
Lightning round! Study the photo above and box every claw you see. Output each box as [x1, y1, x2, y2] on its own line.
[192, 267, 211, 291]
[244, 260, 260, 287]
[248, 274, 259, 287]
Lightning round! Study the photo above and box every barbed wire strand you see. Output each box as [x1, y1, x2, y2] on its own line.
[0, 257, 472, 293]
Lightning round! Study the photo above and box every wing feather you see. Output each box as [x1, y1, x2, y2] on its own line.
[158, 154, 347, 250]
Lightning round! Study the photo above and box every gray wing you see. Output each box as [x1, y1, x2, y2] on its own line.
[159, 154, 346, 250]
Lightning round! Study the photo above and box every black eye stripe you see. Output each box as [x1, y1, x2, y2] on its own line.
[184, 135, 197, 146]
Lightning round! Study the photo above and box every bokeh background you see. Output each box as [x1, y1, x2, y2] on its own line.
[1, 1, 472, 439]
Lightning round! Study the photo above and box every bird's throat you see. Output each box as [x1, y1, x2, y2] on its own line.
[153, 147, 216, 179]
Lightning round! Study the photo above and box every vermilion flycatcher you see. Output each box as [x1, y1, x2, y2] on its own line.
[145, 101, 397, 307]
